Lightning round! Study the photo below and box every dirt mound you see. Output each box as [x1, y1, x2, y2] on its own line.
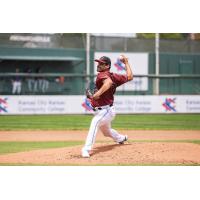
[0, 142, 200, 165]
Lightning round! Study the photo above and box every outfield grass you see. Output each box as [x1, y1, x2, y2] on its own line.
[0, 114, 200, 130]
[0, 141, 83, 155]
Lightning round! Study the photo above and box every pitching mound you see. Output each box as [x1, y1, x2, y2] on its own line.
[0, 142, 200, 165]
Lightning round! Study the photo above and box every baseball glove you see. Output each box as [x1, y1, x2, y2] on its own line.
[85, 88, 93, 99]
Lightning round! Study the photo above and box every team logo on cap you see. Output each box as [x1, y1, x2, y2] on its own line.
[0, 97, 8, 113]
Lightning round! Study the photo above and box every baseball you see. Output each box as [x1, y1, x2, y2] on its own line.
[119, 55, 124, 61]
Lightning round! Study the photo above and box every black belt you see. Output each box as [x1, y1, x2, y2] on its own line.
[93, 104, 113, 111]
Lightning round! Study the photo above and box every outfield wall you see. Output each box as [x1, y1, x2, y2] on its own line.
[1, 95, 200, 114]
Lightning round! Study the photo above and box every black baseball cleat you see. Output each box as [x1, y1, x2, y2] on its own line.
[118, 135, 128, 144]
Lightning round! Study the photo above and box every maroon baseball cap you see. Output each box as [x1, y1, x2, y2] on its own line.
[94, 56, 111, 66]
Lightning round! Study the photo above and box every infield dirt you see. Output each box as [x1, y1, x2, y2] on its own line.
[0, 130, 200, 165]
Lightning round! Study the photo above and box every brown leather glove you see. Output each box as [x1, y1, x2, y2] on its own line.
[86, 88, 93, 99]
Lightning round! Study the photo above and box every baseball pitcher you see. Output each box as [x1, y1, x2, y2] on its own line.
[82, 55, 133, 157]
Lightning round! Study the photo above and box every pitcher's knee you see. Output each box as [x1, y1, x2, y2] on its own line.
[99, 125, 111, 137]
[102, 131, 111, 137]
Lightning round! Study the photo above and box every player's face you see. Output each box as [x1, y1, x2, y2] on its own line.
[97, 63, 108, 72]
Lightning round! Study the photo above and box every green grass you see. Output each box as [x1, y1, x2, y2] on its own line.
[0, 114, 200, 130]
[0, 141, 83, 155]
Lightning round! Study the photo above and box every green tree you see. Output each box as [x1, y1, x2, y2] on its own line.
[137, 33, 184, 39]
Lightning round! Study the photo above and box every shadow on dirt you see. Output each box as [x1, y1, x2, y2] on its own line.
[91, 143, 131, 156]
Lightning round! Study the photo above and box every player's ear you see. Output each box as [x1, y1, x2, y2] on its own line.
[106, 64, 110, 69]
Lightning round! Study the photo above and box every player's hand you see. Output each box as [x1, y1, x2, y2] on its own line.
[120, 55, 129, 64]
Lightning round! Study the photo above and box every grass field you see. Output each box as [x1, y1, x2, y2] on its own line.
[0, 141, 84, 155]
[0, 114, 200, 165]
[0, 114, 200, 130]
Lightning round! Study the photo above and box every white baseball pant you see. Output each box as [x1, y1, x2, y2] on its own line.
[12, 81, 22, 94]
[83, 105, 125, 151]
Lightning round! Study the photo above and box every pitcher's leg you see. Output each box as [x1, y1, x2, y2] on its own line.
[83, 116, 99, 151]
[99, 107, 126, 143]
[82, 109, 109, 157]
[82, 116, 101, 158]
[110, 128, 127, 143]
[99, 124, 113, 139]
[99, 123, 126, 143]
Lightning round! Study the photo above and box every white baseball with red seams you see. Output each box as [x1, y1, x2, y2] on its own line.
[119, 55, 124, 61]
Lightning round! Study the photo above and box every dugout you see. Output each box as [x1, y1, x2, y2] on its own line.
[1, 45, 200, 96]
[0, 46, 86, 95]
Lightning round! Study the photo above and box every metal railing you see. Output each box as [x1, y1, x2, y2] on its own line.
[0, 73, 200, 95]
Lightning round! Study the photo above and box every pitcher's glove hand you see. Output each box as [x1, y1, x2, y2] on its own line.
[86, 88, 93, 99]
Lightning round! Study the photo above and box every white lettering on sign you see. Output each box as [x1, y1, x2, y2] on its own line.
[10, 35, 50, 43]
[1, 95, 200, 114]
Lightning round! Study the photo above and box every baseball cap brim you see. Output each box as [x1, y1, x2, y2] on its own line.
[94, 59, 107, 64]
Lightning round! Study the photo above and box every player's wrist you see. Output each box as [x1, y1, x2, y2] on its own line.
[93, 92, 100, 100]
[124, 60, 129, 65]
